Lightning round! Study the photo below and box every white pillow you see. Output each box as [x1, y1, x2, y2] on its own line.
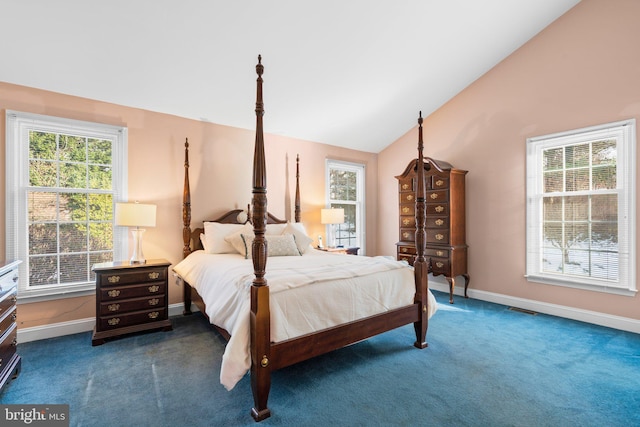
[283, 222, 313, 254]
[226, 230, 254, 257]
[199, 233, 208, 252]
[203, 222, 248, 254]
[240, 233, 301, 259]
[266, 223, 287, 235]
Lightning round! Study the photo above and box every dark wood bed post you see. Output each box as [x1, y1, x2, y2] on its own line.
[250, 55, 272, 422]
[182, 138, 193, 315]
[295, 154, 301, 223]
[413, 112, 429, 349]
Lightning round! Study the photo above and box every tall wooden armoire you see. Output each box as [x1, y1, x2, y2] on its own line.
[395, 157, 469, 303]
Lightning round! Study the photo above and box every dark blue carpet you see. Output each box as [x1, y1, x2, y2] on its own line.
[2, 291, 638, 426]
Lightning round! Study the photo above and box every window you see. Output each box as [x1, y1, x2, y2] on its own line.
[5, 111, 128, 300]
[526, 119, 636, 295]
[326, 159, 365, 253]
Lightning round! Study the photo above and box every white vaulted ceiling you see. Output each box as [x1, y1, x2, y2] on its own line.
[1, 0, 580, 152]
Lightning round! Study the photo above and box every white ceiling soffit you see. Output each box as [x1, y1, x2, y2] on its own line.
[0, 0, 580, 153]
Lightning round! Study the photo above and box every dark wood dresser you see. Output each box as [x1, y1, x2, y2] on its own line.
[92, 259, 172, 346]
[0, 260, 21, 394]
[396, 158, 469, 303]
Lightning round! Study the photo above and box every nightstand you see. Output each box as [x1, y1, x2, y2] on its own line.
[92, 259, 172, 346]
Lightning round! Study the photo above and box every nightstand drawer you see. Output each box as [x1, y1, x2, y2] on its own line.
[0, 269, 18, 296]
[99, 282, 166, 301]
[0, 290, 17, 318]
[98, 308, 168, 330]
[0, 323, 18, 368]
[100, 295, 166, 315]
[98, 268, 167, 287]
[0, 307, 17, 338]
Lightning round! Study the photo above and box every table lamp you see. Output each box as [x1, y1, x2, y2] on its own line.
[115, 202, 157, 264]
[321, 208, 344, 248]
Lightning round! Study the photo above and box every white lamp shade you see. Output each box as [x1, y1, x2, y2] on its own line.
[321, 208, 344, 225]
[115, 202, 157, 227]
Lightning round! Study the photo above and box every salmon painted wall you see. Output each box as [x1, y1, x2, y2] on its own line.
[0, 83, 377, 330]
[378, 0, 640, 320]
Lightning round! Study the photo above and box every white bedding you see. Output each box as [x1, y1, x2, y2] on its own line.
[173, 249, 437, 390]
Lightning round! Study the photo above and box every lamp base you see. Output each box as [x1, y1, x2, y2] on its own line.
[129, 228, 146, 264]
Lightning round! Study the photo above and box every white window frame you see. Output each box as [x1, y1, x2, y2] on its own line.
[325, 159, 366, 254]
[5, 111, 128, 301]
[525, 119, 636, 296]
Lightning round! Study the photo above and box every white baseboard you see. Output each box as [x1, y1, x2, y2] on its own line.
[17, 303, 188, 343]
[429, 279, 640, 334]
[18, 287, 639, 343]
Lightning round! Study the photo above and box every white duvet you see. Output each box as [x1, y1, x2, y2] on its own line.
[173, 250, 437, 390]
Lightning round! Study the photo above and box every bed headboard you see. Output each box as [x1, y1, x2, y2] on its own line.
[181, 135, 301, 256]
[187, 205, 288, 252]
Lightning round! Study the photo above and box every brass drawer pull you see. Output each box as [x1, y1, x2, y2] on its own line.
[435, 179, 444, 187]
[148, 311, 159, 319]
[148, 298, 160, 306]
[435, 234, 444, 240]
[108, 318, 120, 326]
[108, 289, 121, 298]
[108, 304, 120, 312]
[107, 275, 120, 283]
[402, 232, 411, 239]
[430, 193, 438, 199]
[436, 250, 444, 256]
[402, 218, 411, 226]
[402, 183, 409, 190]
[402, 207, 410, 214]
[148, 285, 160, 293]
[436, 262, 444, 268]
[435, 206, 444, 212]
[406, 194, 414, 201]
[401, 248, 408, 253]
[435, 219, 444, 226]
[148, 272, 160, 280]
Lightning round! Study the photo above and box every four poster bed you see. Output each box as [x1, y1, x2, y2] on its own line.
[173, 56, 434, 422]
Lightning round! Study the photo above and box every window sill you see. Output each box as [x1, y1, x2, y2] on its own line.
[17, 284, 96, 304]
[525, 274, 637, 297]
